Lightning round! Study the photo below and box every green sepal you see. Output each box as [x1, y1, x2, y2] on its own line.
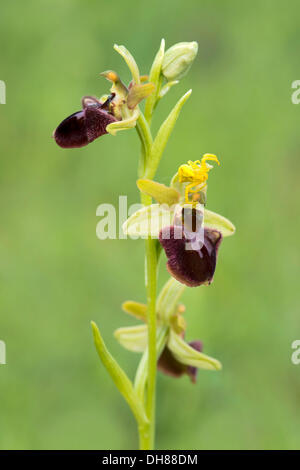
[168, 330, 222, 371]
[204, 209, 235, 237]
[114, 325, 148, 353]
[122, 204, 173, 238]
[114, 44, 140, 84]
[137, 179, 180, 206]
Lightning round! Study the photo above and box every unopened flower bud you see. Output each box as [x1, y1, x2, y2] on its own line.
[162, 42, 198, 81]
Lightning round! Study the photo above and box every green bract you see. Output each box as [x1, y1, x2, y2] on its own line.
[114, 325, 148, 352]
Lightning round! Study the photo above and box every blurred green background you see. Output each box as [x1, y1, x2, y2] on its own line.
[1, 0, 300, 450]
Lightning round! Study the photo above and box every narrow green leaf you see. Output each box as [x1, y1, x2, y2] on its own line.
[122, 301, 147, 321]
[91, 321, 148, 426]
[137, 179, 180, 206]
[114, 325, 148, 353]
[168, 330, 222, 371]
[204, 209, 236, 237]
[145, 90, 192, 179]
[144, 38, 165, 122]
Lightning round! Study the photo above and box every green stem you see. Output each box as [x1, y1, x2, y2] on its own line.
[145, 237, 157, 449]
[136, 109, 158, 450]
[134, 326, 168, 402]
[135, 92, 192, 445]
[135, 190, 157, 450]
[138, 424, 151, 450]
[136, 238, 157, 450]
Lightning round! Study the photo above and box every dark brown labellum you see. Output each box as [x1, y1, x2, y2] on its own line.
[54, 97, 117, 149]
[159, 226, 222, 287]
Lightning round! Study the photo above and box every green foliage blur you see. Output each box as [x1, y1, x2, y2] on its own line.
[0, 0, 300, 450]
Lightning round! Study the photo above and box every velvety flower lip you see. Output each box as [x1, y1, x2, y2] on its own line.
[159, 225, 222, 287]
[157, 346, 185, 378]
[158, 340, 203, 383]
[54, 96, 117, 149]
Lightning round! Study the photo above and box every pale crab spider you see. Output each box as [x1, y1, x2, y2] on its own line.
[178, 154, 220, 203]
